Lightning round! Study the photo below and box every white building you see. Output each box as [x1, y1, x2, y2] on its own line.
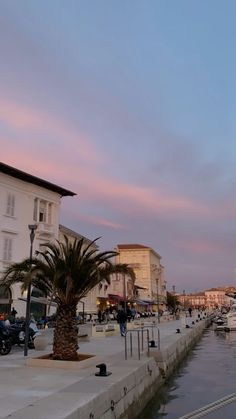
[0, 162, 75, 317]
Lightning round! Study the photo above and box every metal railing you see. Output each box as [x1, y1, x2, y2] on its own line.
[124, 322, 161, 360]
[125, 328, 150, 360]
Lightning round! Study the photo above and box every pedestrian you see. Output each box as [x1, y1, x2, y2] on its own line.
[188, 307, 192, 317]
[117, 308, 127, 336]
[126, 307, 132, 322]
[131, 307, 136, 321]
[10, 307, 17, 318]
[98, 310, 102, 324]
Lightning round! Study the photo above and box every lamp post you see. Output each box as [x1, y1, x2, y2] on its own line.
[123, 274, 127, 312]
[156, 278, 160, 324]
[24, 224, 37, 357]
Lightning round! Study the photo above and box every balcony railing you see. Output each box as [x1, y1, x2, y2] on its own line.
[36, 223, 54, 237]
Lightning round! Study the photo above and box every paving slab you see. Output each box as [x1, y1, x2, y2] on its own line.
[0, 317, 198, 418]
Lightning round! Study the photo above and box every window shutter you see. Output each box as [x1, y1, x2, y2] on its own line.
[3, 237, 13, 261]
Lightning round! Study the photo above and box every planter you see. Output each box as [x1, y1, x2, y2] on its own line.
[26, 353, 96, 369]
[34, 332, 48, 351]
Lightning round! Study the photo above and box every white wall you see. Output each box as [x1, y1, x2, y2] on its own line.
[0, 172, 61, 317]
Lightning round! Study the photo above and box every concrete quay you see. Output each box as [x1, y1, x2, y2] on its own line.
[0, 316, 210, 419]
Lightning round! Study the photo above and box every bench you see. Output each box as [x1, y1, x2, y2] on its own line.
[78, 333, 90, 342]
[105, 324, 116, 336]
[92, 325, 106, 337]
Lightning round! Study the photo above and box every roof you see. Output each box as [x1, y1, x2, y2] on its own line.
[0, 162, 76, 197]
[59, 225, 98, 248]
[204, 288, 226, 292]
[117, 244, 150, 249]
[116, 243, 162, 259]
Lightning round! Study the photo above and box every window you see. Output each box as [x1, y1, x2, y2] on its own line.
[113, 282, 119, 292]
[33, 198, 38, 221]
[0, 285, 12, 314]
[6, 193, 15, 216]
[33, 198, 53, 224]
[39, 201, 46, 222]
[3, 237, 13, 261]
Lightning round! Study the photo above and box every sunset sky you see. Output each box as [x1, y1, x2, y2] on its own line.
[1, 1, 236, 293]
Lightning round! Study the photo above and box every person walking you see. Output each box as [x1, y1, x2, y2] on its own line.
[10, 307, 17, 318]
[117, 308, 127, 336]
[188, 307, 192, 317]
[97, 310, 102, 324]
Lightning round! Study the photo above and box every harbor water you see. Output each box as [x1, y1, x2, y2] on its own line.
[138, 327, 236, 418]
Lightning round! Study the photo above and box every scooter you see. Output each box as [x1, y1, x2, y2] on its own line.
[8, 320, 39, 349]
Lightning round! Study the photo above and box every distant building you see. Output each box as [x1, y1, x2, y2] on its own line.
[115, 244, 167, 311]
[178, 292, 206, 308]
[204, 287, 234, 308]
[178, 286, 236, 309]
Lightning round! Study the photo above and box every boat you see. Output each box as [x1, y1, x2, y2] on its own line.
[225, 304, 236, 331]
[211, 312, 227, 331]
[212, 305, 236, 331]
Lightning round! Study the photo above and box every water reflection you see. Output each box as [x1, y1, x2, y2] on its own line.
[138, 328, 236, 418]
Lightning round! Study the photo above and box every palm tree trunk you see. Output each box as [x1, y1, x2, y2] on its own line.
[52, 303, 78, 360]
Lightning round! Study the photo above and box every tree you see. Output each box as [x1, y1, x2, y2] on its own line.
[166, 291, 179, 312]
[2, 236, 135, 360]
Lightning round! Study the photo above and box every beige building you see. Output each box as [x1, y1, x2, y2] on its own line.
[178, 292, 206, 308]
[204, 288, 231, 308]
[178, 286, 236, 309]
[115, 244, 167, 311]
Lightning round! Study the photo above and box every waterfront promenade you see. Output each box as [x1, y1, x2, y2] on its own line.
[0, 316, 208, 419]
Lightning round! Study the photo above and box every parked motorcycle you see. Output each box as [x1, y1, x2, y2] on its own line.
[8, 320, 39, 349]
[0, 321, 12, 355]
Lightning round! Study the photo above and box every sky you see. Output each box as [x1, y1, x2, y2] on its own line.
[1, 0, 236, 293]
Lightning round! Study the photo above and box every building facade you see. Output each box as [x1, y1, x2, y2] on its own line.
[178, 292, 206, 308]
[115, 244, 167, 311]
[0, 162, 75, 317]
[204, 288, 231, 309]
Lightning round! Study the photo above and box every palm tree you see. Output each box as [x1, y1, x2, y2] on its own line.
[2, 237, 135, 360]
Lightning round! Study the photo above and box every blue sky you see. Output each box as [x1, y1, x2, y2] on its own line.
[1, 1, 236, 293]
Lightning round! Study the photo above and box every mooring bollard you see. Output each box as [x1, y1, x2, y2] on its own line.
[95, 363, 112, 377]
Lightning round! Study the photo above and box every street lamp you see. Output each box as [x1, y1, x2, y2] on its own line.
[156, 278, 160, 324]
[123, 273, 127, 312]
[24, 224, 37, 357]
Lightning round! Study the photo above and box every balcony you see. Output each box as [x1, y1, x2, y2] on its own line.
[36, 223, 54, 238]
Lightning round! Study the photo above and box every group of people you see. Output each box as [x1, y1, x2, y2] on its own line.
[0, 307, 18, 323]
[97, 307, 137, 324]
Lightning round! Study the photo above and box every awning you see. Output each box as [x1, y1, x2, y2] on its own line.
[108, 294, 122, 302]
[18, 297, 57, 307]
[135, 299, 149, 306]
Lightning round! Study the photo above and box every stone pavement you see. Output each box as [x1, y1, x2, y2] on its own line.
[0, 316, 196, 418]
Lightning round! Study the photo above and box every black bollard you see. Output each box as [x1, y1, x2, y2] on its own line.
[176, 328, 181, 333]
[149, 340, 157, 348]
[95, 363, 112, 377]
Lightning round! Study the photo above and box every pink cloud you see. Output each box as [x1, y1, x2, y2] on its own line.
[78, 214, 126, 230]
[74, 167, 210, 217]
[0, 98, 102, 164]
[1, 137, 214, 221]
[176, 238, 222, 254]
